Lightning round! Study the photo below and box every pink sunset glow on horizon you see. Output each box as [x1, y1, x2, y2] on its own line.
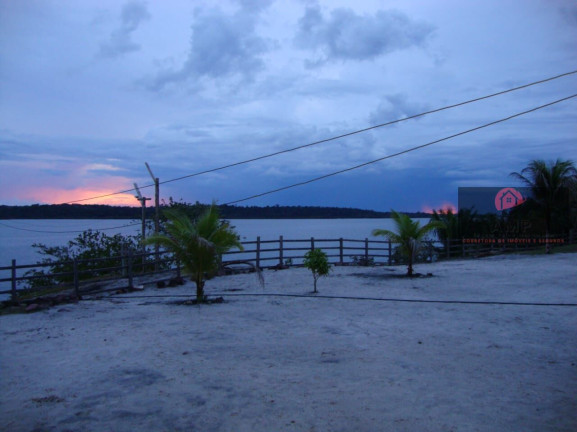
[421, 202, 457, 214]
[1, 1, 575, 212]
[9, 187, 140, 207]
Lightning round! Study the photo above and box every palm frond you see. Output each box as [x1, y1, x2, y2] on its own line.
[373, 210, 441, 275]
[144, 204, 244, 301]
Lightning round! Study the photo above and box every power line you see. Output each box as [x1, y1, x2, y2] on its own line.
[61, 69, 577, 204]
[222, 93, 577, 206]
[5, 85, 568, 235]
[62, 187, 140, 204]
[97, 293, 577, 307]
[0, 220, 140, 234]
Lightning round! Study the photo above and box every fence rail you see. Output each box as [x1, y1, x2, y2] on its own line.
[1, 234, 572, 301]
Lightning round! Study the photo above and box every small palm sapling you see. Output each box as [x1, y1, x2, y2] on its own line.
[373, 210, 442, 276]
[144, 205, 243, 303]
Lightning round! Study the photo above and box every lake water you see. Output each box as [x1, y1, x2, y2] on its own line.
[0, 218, 434, 266]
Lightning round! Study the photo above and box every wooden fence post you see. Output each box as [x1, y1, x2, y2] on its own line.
[311, 237, 315, 251]
[11, 259, 17, 301]
[279, 236, 284, 267]
[127, 249, 134, 289]
[364, 238, 369, 262]
[121, 245, 127, 276]
[388, 241, 392, 265]
[256, 237, 261, 269]
[73, 259, 80, 298]
[339, 238, 344, 264]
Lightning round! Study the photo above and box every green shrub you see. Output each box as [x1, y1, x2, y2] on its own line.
[303, 249, 331, 293]
[23, 230, 161, 290]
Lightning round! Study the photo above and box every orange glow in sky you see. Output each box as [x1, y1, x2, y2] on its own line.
[20, 187, 140, 207]
[421, 202, 457, 214]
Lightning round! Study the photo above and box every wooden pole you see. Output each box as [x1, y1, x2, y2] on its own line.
[141, 198, 146, 244]
[140, 198, 147, 272]
[133, 183, 150, 273]
[73, 259, 80, 298]
[121, 244, 127, 276]
[279, 235, 284, 267]
[339, 238, 343, 264]
[127, 249, 134, 289]
[256, 237, 261, 269]
[11, 259, 17, 301]
[154, 178, 159, 269]
[145, 163, 160, 271]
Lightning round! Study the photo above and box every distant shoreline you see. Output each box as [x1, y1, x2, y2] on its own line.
[0, 204, 431, 220]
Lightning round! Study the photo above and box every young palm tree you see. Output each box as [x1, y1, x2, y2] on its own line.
[511, 159, 577, 251]
[431, 208, 458, 255]
[373, 210, 442, 276]
[144, 205, 243, 302]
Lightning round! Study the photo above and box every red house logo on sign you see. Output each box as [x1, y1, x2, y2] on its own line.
[494, 187, 526, 211]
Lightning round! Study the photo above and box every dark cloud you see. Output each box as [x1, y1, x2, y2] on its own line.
[369, 94, 430, 125]
[98, 1, 150, 59]
[295, 6, 434, 66]
[147, 7, 271, 91]
[236, 0, 275, 13]
[561, 5, 577, 27]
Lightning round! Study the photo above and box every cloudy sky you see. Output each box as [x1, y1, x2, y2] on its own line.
[1, 0, 576, 212]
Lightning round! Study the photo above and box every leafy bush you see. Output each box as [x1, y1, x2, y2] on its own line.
[23, 230, 160, 290]
[303, 249, 331, 293]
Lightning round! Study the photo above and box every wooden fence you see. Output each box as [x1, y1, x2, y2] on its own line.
[0, 250, 179, 302]
[224, 237, 395, 269]
[1, 234, 571, 301]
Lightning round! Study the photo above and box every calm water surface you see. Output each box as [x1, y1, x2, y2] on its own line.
[0, 218, 432, 266]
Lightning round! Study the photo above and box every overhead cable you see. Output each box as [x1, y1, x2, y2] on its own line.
[222, 93, 577, 205]
[60, 69, 577, 204]
[0, 220, 140, 234]
[94, 293, 577, 307]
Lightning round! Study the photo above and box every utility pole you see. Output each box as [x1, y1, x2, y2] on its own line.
[134, 183, 151, 270]
[145, 162, 160, 270]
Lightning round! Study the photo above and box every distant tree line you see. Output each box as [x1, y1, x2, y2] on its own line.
[0, 202, 430, 220]
[219, 204, 429, 219]
[0, 204, 145, 220]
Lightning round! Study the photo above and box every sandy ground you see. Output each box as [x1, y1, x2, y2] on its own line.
[1, 253, 576, 432]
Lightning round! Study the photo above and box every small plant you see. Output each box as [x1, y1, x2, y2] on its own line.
[303, 248, 330, 293]
[373, 210, 442, 276]
[351, 255, 375, 266]
[23, 230, 157, 291]
[144, 205, 243, 303]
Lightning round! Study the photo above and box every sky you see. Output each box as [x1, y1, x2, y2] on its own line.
[1, 0, 576, 213]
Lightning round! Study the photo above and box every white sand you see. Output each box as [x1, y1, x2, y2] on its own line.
[1, 253, 576, 432]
